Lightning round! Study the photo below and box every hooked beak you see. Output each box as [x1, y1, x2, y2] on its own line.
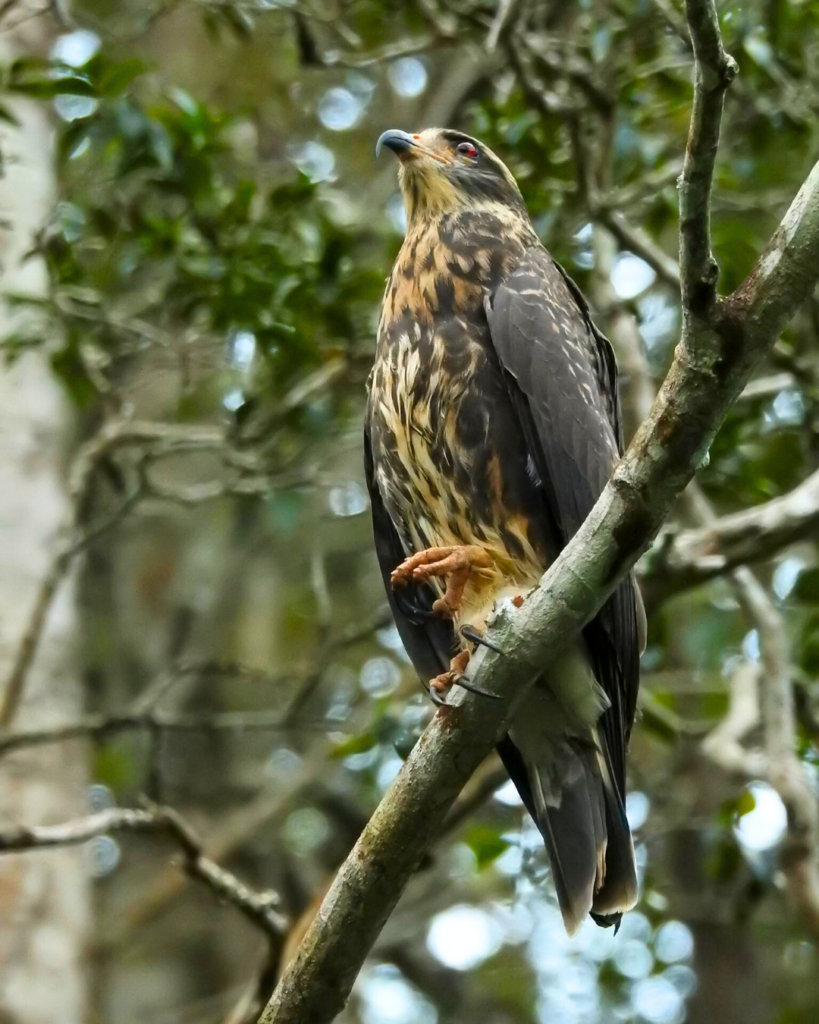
[375, 129, 450, 164]
[376, 129, 417, 159]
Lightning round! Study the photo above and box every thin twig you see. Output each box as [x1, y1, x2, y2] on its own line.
[524, 36, 615, 117]
[485, 0, 522, 53]
[0, 419, 225, 726]
[0, 709, 341, 759]
[0, 803, 288, 941]
[110, 741, 329, 944]
[598, 208, 681, 289]
[506, 40, 579, 118]
[0, 652, 364, 759]
[282, 606, 393, 724]
[602, 161, 685, 213]
[0, 412, 314, 726]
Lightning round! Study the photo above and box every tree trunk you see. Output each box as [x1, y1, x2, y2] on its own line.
[0, 14, 90, 1023]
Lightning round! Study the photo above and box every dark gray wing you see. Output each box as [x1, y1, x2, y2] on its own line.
[363, 420, 455, 687]
[485, 246, 640, 798]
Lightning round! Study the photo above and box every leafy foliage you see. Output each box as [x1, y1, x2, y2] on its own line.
[3, 50, 385, 419]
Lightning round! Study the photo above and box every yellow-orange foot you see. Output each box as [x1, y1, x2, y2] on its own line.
[390, 545, 492, 619]
[430, 649, 471, 695]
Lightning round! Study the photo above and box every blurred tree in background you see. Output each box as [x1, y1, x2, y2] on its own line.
[1, 1, 819, 1022]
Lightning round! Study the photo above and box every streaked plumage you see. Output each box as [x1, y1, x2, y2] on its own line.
[365, 128, 644, 934]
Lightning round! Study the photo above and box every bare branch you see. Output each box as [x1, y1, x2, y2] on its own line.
[0, 804, 288, 941]
[732, 568, 819, 935]
[597, 208, 681, 289]
[282, 606, 393, 724]
[0, 418, 229, 726]
[678, 481, 819, 932]
[0, 412, 317, 726]
[310, 36, 439, 70]
[506, 40, 579, 118]
[110, 744, 329, 945]
[485, 0, 522, 53]
[602, 161, 684, 213]
[0, 708, 340, 759]
[524, 37, 614, 117]
[0, 638, 383, 760]
[642, 466, 819, 606]
[679, 0, 738, 313]
[591, 226, 657, 435]
[739, 371, 797, 402]
[701, 661, 767, 777]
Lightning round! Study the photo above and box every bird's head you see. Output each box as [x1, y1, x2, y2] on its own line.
[376, 127, 526, 224]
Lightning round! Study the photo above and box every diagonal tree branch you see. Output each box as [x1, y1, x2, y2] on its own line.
[597, 208, 682, 290]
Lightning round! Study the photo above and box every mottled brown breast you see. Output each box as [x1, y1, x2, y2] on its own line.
[367, 203, 548, 614]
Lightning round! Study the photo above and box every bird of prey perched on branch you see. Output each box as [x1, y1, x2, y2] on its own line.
[365, 127, 645, 935]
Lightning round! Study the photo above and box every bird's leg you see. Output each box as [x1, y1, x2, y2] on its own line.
[390, 545, 492, 619]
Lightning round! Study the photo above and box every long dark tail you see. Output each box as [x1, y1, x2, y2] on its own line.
[498, 731, 637, 936]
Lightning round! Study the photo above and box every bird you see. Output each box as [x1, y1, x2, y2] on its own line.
[364, 127, 645, 936]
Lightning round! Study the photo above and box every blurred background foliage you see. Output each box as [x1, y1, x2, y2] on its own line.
[2, 1, 819, 1022]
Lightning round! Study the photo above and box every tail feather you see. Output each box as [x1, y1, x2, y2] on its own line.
[528, 732, 638, 936]
[590, 735, 639, 927]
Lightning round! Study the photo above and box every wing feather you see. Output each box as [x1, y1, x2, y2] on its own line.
[486, 247, 640, 796]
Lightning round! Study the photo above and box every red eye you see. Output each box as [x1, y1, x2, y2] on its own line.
[456, 141, 478, 159]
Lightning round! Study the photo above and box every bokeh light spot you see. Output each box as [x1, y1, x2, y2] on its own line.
[427, 905, 503, 970]
[734, 781, 787, 851]
[318, 87, 362, 131]
[388, 58, 428, 98]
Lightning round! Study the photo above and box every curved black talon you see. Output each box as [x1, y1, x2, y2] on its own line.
[451, 674, 502, 700]
[395, 589, 436, 625]
[425, 684, 449, 707]
[460, 623, 505, 655]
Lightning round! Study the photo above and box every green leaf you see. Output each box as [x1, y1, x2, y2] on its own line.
[639, 700, 680, 743]
[58, 121, 90, 165]
[708, 835, 743, 884]
[465, 826, 511, 869]
[97, 58, 145, 96]
[736, 789, 757, 818]
[0, 102, 20, 125]
[717, 790, 757, 827]
[330, 733, 376, 759]
[0, 331, 44, 363]
[793, 567, 819, 603]
[219, 4, 255, 37]
[50, 348, 97, 408]
[7, 60, 98, 98]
